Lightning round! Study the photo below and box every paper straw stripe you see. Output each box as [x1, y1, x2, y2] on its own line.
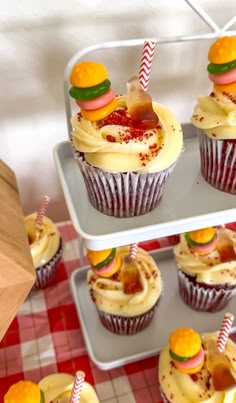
[36, 196, 50, 225]
[130, 243, 138, 261]
[70, 370, 85, 403]
[217, 312, 234, 353]
[139, 41, 156, 91]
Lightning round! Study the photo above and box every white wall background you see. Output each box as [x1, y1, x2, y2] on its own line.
[1, 0, 235, 221]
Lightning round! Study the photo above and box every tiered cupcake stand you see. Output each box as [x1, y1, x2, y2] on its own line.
[54, 0, 236, 370]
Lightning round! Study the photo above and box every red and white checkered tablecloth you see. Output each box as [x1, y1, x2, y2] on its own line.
[1, 221, 236, 402]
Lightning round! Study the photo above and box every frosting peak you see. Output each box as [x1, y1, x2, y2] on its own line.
[72, 96, 183, 173]
[87, 246, 162, 316]
[159, 332, 236, 402]
[174, 227, 236, 285]
[192, 36, 236, 139]
[24, 213, 60, 268]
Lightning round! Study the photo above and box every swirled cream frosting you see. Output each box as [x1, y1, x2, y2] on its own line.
[191, 91, 236, 139]
[87, 246, 162, 316]
[159, 332, 236, 403]
[173, 228, 236, 285]
[38, 373, 99, 403]
[71, 96, 183, 173]
[24, 213, 60, 268]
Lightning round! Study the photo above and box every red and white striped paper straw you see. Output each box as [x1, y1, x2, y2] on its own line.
[217, 312, 234, 353]
[129, 243, 138, 261]
[139, 41, 156, 91]
[70, 370, 85, 403]
[36, 195, 51, 226]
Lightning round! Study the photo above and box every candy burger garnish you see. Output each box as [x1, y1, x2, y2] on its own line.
[69, 61, 117, 121]
[169, 328, 205, 374]
[87, 247, 143, 294]
[4, 380, 45, 403]
[185, 227, 217, 255]
[207, 36, 236, 93]
[87, 248, 121, 278]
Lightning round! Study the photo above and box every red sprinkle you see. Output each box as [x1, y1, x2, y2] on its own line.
[106, 135, 116, 142]
[223, 91, 236, 104]
[190, 374, 198, 382]
[98, 108, 161, 141]
[79, 107, 165, 167]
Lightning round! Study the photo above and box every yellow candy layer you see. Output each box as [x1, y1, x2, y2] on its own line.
[214, 81, 236, 93]
[169, 328, 202, 357]
[81, 98, 117, 121]
[70, 61, 108, 88]
[87, 248, 112, 266]
[188, 227, 215, 244]
[208, 36, 236, 64]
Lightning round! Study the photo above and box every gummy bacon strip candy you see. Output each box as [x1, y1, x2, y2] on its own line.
[69, 61, 117, 121]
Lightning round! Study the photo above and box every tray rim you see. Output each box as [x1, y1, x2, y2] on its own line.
[53, 128, 236, 250]
[70, 247, 236, 370]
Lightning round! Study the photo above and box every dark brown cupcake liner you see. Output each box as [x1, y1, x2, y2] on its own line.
[178, 269, 236, 312]
[95, 299, 160, 335]
[198, 129, 236, 194]
[33, 238, 63, 290]
[159, 387, 170, 403]
[73, 150, 176, 218]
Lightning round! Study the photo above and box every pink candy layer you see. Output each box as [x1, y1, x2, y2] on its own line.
[76, 88, 115, 110]
[208, 67, 236, 85]
[93, 256, 116, 276]
[190, 236, 217, 254]
[174, 346, 205, 370]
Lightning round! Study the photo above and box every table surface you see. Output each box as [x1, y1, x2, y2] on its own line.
[1, 221, 236, 402]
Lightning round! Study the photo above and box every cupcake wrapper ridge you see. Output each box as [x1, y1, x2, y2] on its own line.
[178, 269, 236, 313]
[73, 150, 176, 218]
[95, 299, 160, 335]
[198, 129, 236, 194]
[33, 238, 64, 290]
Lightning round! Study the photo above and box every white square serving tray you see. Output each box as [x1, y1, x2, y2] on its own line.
[70, 247, 236, 370]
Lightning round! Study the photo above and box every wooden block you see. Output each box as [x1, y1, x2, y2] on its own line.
[0, 160, 35, 341]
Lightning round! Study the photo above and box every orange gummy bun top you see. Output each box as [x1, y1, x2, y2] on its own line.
[4, 380, 43, 403]
[87, 248, 112, 266]
[70, 61, 108, 87]
[208, 36, 236, 64]
[169, 327, 202, 358]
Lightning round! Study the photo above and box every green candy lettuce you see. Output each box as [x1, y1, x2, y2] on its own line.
[69, 79, 111, 100]
[185, 232, 215, 247]
[207, 59, 236, 75]
[169, 349, 192, 362]
[94, 248, 116, 270]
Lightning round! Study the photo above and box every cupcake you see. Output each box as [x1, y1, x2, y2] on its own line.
[87, 245, 162, 335]
[4, 373, 99, 403]
[173, 226, 236, 312]
[191, 36, 236, 194]
[24, 213, 63, 289]
[69, 61, 183, 217]
[38, 373, 99, 403]
[158, 327, 236, 402]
